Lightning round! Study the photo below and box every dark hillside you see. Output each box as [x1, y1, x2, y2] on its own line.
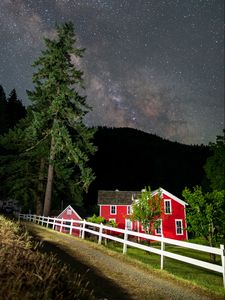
[85, 127, 211, 207]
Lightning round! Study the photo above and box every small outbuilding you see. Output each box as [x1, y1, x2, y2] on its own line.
[56, 205, 82, 236]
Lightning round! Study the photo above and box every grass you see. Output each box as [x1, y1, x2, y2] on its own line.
[0, 215, 95, 300]
[104, 239, 225, 296]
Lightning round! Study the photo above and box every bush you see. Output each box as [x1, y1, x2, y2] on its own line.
[0, 216, 94, 300]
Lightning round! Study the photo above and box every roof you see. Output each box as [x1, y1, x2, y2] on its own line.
[98, 190, 141, 205]
[152, 187, 188, 206]
[98, 188, 187, 206]
[57, 205, 82, 220]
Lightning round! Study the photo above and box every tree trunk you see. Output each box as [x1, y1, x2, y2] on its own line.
[35, 158, 45, 215]
[43, 136, 55, 216]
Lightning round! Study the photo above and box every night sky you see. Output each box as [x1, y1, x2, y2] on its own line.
[0, 0, 224, 145]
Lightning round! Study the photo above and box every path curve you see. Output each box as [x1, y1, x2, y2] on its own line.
[24, 223, 223, 300]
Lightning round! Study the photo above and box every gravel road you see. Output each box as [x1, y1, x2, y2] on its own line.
[25, 223, 223, 300]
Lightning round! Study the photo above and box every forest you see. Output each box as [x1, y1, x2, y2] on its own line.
[0, 83, 211, 214]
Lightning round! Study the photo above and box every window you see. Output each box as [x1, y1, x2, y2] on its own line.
[164, 199, 172, 214]
[110, 205, 116, 215]
[125, 219, 132, 230]
[67, 209, 72, 215]
[155, 219, 162, 235]
[175, 220, 183, 235]
[127, 205, 132, 215]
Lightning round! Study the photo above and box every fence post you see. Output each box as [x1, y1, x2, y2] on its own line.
[123, 227, 128, 254]
[81, 219, 86, 239]
[41, 216, 44, 226]
[160, 234, 165, 270]
[220, 244, 225, 289]
[53, 218, 56, 230]
[98, 223, 103, 245]
[60, 218, 63, 233]
[69, 219, 73, 235]
[46, 217, 49, 228]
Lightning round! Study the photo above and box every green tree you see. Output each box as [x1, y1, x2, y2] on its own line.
[131, 187, 162, 234]
[7, 88, 26, 129]
[0, 85, 8, 135]
[182, 186, 225, 255]
[26, 22, 96, 216]
[204, 130, 225, 191]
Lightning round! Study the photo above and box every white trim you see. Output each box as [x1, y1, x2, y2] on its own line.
[152, 187, 188, 206]
[164, 199, 172, 214]
[155, 219, 162, 235]
[57, 205, 81, 220]
[175, 219, 183, 235]
[125, 218, 133, 230]
[109, 218, 116, 222]
[110, 205, 117, 215]
[127, 205, 132, 215]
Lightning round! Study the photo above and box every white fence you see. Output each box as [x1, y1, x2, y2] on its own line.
[18, 213, 225, 289]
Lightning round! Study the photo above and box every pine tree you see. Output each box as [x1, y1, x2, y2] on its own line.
[26, 22, 96, 216]
[7, 88, 26, 129]
[0, 85, 8, 135]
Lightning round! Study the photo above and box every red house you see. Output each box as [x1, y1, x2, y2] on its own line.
[98, 188, 188, 240]
[56, 205, 82, 236]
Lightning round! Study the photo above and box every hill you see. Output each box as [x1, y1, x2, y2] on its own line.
[84, 127, 210, 207]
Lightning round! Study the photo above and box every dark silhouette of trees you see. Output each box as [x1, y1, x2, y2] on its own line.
[0, 85, 26, 135]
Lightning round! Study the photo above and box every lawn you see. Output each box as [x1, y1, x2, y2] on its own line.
[104, 239, 224, 296]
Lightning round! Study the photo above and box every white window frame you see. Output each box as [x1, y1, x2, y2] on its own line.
[125, 218, 133, 230]
[109, 218, 116, 222]
[67, 209, 72, 215]
[155, 219, 162, 235]
[175, 219, 183, 235]
[127, 205, 132, 215]
[110, 205, 117, 215]
[164, 199, 172, 214]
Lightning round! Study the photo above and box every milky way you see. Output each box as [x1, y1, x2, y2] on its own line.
[0, 0, 224, 145]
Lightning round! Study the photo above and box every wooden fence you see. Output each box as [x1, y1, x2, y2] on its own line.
[18, 213, 225, 289]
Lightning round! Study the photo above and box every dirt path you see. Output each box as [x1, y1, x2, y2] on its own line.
[24, 223, 223, 300]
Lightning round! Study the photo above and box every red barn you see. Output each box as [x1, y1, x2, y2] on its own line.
[98, 188, 188, 240]
[56, 205, 82, 236]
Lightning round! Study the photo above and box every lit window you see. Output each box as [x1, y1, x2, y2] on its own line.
[175, 220, 183, 235]
[164, 200, 172, 214]
[110, 205, 116, 215]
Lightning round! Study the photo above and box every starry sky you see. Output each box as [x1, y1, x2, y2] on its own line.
[0, 0, 224, 145]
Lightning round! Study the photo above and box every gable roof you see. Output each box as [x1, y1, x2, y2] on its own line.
[57, 205, 82, 220]
[151, 187, 188, 206]
[98, 188, 187, 206]
[98, 190, 141, 205]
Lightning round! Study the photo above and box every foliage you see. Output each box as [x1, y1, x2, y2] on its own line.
[87, 214, 117, 227]
[182, 186, 225, 248]
[0, 216, 94, 299]
[131, 186, 162, 234]
[25, 22, 96, 216]
[0, 86, 26, 135]
[204, 129, 225, 191]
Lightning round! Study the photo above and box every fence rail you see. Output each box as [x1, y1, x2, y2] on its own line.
[18, 213, 225, 289]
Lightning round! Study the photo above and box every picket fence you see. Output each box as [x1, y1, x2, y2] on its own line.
[18, 213, 225, 289]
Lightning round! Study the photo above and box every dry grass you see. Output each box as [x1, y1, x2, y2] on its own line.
[0, 216, 95, 300]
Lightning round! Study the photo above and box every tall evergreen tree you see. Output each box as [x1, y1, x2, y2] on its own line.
[0, 85, 8, 135]
[26, 22, 96, 216]
[7, 88, 26, 129]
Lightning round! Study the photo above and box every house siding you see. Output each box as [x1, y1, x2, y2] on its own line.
[98, 188, 187, 241]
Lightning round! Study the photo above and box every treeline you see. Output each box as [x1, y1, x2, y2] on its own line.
[0, 85, 26, 135]
[84, 126, 211, 209]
